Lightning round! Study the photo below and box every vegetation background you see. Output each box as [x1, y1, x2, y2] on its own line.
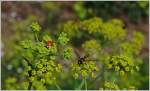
[1, 1, 149, 90]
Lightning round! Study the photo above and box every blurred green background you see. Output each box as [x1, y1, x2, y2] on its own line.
[1, 1, 149, 90]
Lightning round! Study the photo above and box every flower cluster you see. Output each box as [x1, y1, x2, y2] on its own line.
[130, 32, 144, 54]
[5, 16, 145, 90]
[21, 40, 33, 49]
[21, 40, 57, 59]
[71, 61, 99, 79]
[26, 59, 62, 84]
[60, 17, 126, 42]
[58, 32, 70, 45]
[99, 19, 126, 41]
[100, 81, 136, 90]
[82, 17, 103, 34]
[4, 77, 28, 90]
[120, 31, 144, 55]
[106, 55, 139, 76]
[20, 23, 73, 90]
[30, 22, 41, 32]
[42, 34, 52, 42]
[4, 77, 17, 90]
[82, 40, 101, 58]
[82, 17, 126, 41]
[63, 47, 73, 60]
[87, 18, 125, 41]
[59, 21, 80, 38]
[102, 81, 119, 90]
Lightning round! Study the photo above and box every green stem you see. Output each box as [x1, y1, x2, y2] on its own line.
[102, 63, 105, 86]
[84, 78, 87, 90]
[76, 79, 85, 90]
[34, 32, 39, 42]
[28, 81, 32, 90]
[54, 82, 61, 90]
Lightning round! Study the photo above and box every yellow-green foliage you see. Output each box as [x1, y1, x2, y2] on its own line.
[59, 21, 80, 38]
[84, 18, 126, 41]
[63, 47, 73, 60]
[3, 16, 146, 90]
[103, 81, 119, 90]
[4, 77, 28, 90]
[60, 17, 126, 42]
[82, 17, 103, 34]
[82, 39, 101, 57]
[18, 23, 73, 90]
[120, 31, 144, 55]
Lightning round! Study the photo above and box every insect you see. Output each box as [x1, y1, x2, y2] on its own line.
[45, 40, 54, 48]
[78, 56, 88, 65]
[74, 48, 89, 65]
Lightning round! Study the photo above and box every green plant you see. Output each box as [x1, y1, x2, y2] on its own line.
[20, 22, 73, 90]
[58, 17, 145, 90]
[102, 81, 120, 90]
[3, 17, 146, 90]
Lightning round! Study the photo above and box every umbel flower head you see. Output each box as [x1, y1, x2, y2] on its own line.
[58, 32, 70, 46]
[82, 17, 103, 34]
[21, 40, 57, 59]
[25, 59, 62, 85]
[102, 81, 119, 90]
[120, 31, 144, 55]
[99, 81, 136, 90]
[30, 22, 41, 32]
[106, 55, 139, 76]
[71, 61, 99, 79]
[81, 17, 126, 41]
[82, 39, 101, 58]
[59, 21, 80, 38]
[63, 47, 73, 60]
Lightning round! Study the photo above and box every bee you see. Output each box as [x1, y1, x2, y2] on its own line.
[45, 40, 54, 48]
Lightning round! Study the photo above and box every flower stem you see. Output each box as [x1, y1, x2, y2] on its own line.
[28, 81, 32, 90]
[28, 69, 32, 90]
[54, 82, 61, 90]
[34, 32, 39, 42]
[84, 77, 87, 90]
[76, 79, 85, 90]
